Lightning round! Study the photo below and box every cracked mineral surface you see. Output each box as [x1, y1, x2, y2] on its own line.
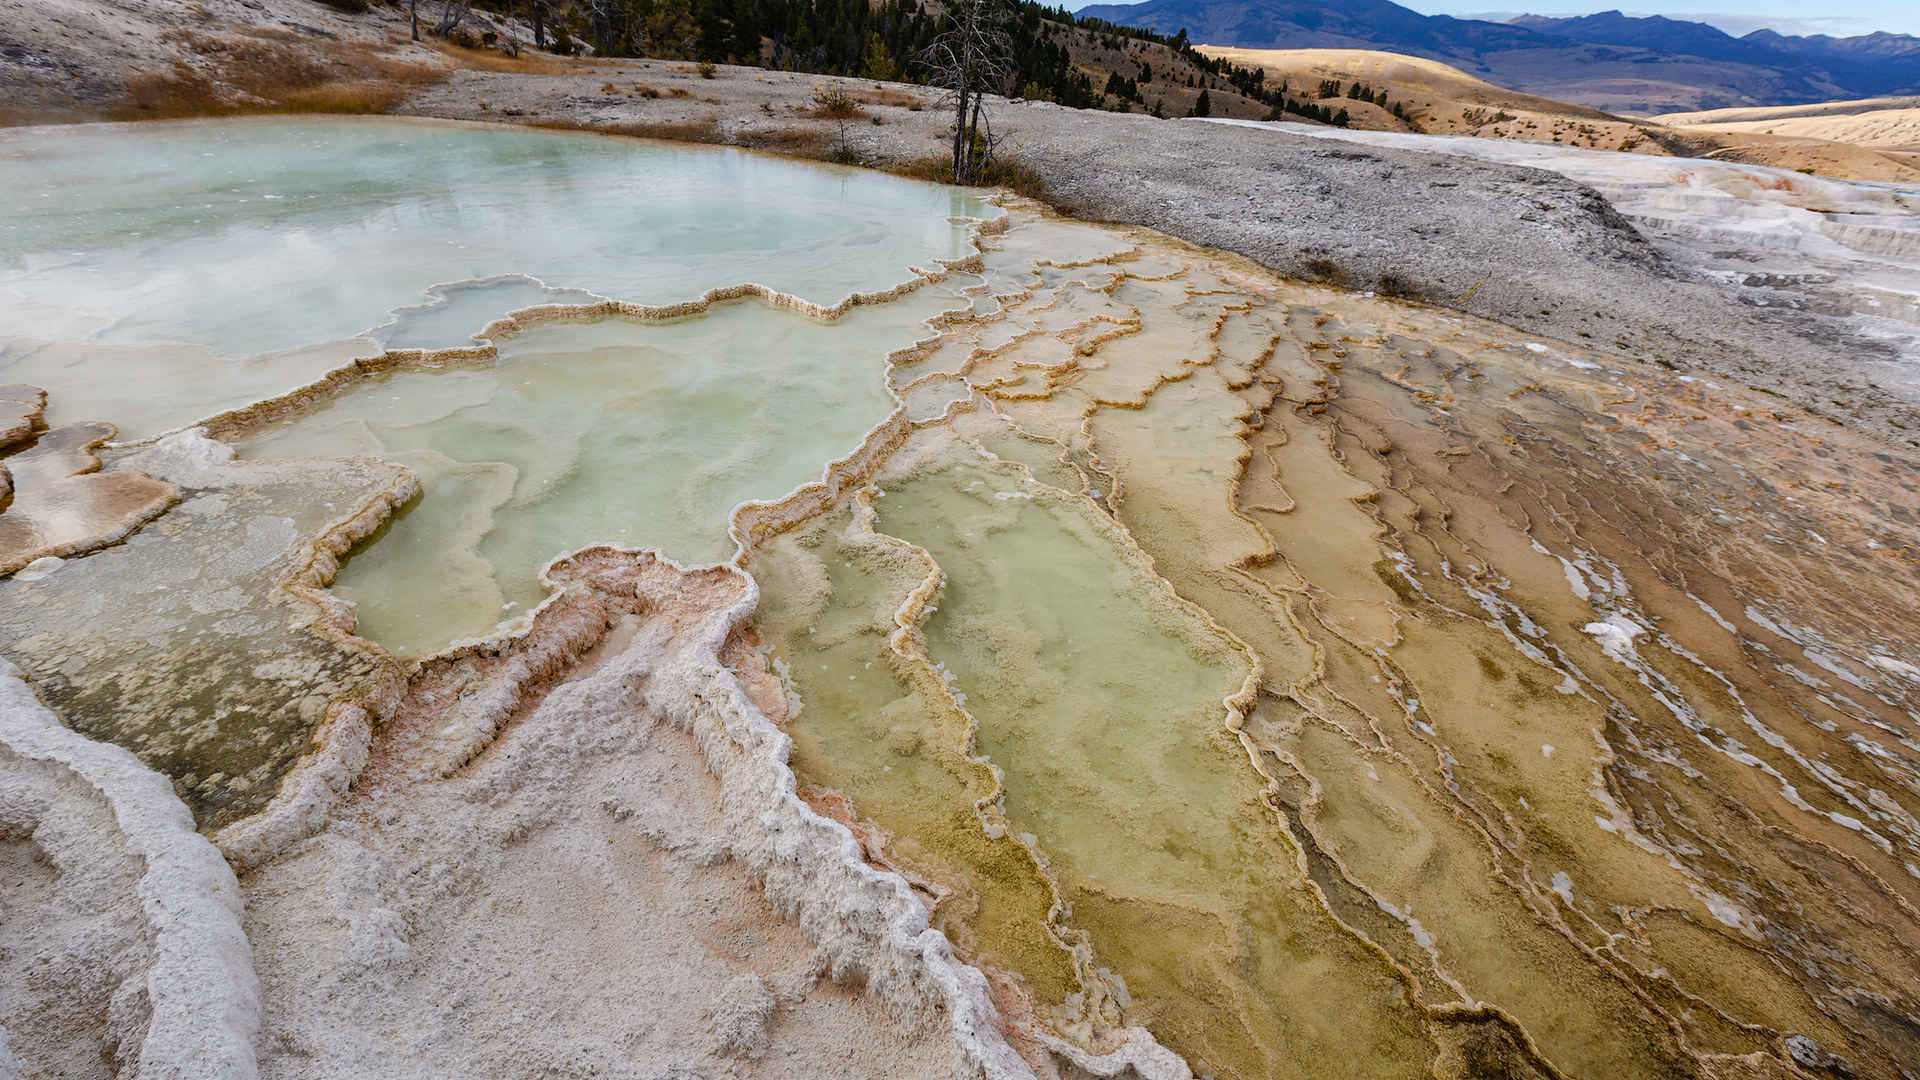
[2, 116, 1917, 1080]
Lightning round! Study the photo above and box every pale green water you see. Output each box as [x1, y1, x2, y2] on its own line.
[0, 116, 995, 436]
[238, 287, 975, 656]
[0, 117, 996, 654]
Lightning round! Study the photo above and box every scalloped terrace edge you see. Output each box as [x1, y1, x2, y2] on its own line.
[197, 198, 1013, 860]
[44, 194, 1199, 1078]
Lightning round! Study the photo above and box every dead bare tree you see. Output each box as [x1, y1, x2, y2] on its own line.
[502, 0, 522, 57]
[434, 0, 474, 37]
[915, 0, 1016, 183]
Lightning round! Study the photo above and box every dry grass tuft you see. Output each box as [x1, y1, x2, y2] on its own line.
[538, 115, 850, 165]
[118, 31, 443, 118]
[803, 85, 866, 119]
[1374, 271, 1423, 300]
[600, 116, 724, 143]
[887, 155, 1052, 200]
[419, 38, 583, 75]
[853, 86, 923, 109]
[1299, 255, 1351, 288]
[737, 125, 835, 156]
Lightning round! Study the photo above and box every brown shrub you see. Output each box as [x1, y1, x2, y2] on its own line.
[804, 85, 865, 119]
[1374, 272, 1422, 300]
[1299, 255, 1349, 288]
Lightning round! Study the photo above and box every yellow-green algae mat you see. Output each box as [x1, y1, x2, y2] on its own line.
[744, 209, 1920, 1079]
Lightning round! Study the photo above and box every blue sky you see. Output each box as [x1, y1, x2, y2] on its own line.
[1065, 0, 1920, 36]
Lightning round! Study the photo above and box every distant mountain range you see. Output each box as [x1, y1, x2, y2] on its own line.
[1072, 1, 1920, 111]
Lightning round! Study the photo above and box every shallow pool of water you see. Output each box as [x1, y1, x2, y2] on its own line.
[0, 116, 994, 436]
[237, 287, 973, 655]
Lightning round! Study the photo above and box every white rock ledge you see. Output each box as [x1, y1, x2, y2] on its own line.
[0, 659, 260, 1080]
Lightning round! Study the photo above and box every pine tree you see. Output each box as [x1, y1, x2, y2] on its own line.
[728, 0, 759, 60]
[1190, 88, 1210, 117]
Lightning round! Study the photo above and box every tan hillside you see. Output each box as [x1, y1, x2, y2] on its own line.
[1197, 45, 1674, 152]
[1201, 47, 1562, 109]
[1650, 96, 1920, 152]
[1685, 138, 1920, 184]
[1199, 46, 1920, 183]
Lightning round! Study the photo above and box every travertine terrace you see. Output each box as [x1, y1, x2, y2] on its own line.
[1, 116, 1917, 1079]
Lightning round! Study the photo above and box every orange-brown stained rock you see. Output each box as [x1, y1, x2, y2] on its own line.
[743, 206, 1920, 1079]
[0, 383, 45, 453]
[0, 419, 177, 576]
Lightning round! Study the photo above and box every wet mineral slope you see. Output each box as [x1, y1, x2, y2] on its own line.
[748, 210, 1920, 1078]
[1, 121, 1917, 1079]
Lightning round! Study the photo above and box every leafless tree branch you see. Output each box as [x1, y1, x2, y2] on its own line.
[914, 0, 1016, 183]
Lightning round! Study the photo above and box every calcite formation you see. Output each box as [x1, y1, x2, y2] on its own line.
[0, 388, 177, 577]
[747, 210, 1920, 1078]
[0, 432, 414, 834]
[0, 430, 175, 578]
[2, 121, 1917, 1080]
[0, 658, 256, 1080]
[0, 384, 43, 453]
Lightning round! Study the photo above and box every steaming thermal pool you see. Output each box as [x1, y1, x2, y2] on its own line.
[0, 116, 994, 436]
[3, 117, 1920, 1080]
